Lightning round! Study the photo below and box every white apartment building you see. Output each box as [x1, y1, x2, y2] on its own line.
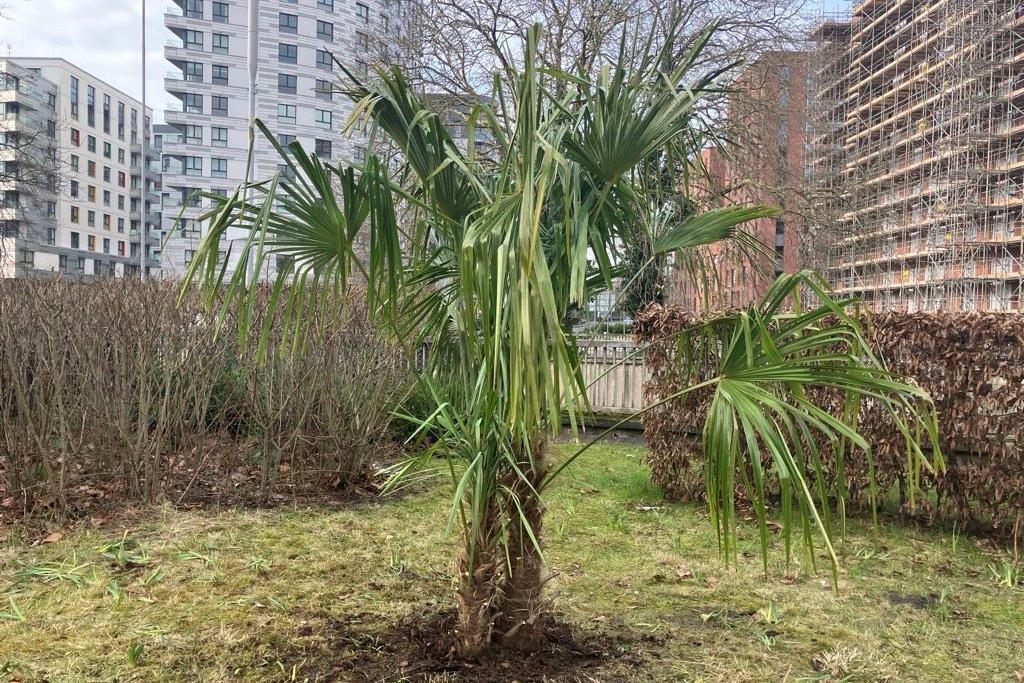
[161, 0, 402, 278]
[1, 58, 160, 279]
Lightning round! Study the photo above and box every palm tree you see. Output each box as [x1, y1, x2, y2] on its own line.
[186, 23, 939, 658]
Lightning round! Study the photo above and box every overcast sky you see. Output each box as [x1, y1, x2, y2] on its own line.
[2, 0, 852, 124]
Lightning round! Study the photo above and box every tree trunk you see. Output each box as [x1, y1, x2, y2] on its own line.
[496, 441, 548, 652]
[454, 505, 502, 659]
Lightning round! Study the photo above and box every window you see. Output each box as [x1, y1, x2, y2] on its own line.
[315, 139, 332, 158]
[356, 32, 369, 51]
[103, 167, 111, 183]
[71, 230, 80, 248]
[318, 0, 335, 10]
[87, 161, 96, 177]
[355, 59, 368, 76]
[381, 14, 389, 34]
[184, 61, 203, 83]
[87, 213, 96, 230]
[103, 142, 112, 158]
[118, 172, 126, 187]
[118, 196, 125, 210]
[279, 43, 298, 64]
[317, 20, 334, 41]
[118, 217, 125, 232]
[278, 134, 296, 147]
[71, 207, 80, 225]
[47, 120, 57, 139]
[87, 85, 95, 126]
[184, 30, 203, 50]
[213, 33, 229, 54]
[277, 104, 296, 123]
[103, 216, 111, 232]
[70, 154, 79, 171]
[102, 190, 110, 206]
[278, 73, 297, 94]
[118, 148, 125, 164]
[212, 126, 228, 147]
[183, 93, 203, 114]
[353, 146, 366, 163]
[185, 125, 202, 144]
[117, 102, 125, 139]
[87, 135, 96, 152]
[212, 96, 228, 116]
[356, 3, 369, 23]
[184, 0, 203, 19]
[315, 78, 332, 101]
[212, 1, 228, 22]
[212, 64, 229, 86]
[71, 128, 80, 146]
[211, 157, 228, 178]
[118, 240, 125, 256]
[316, 50, 332, 70]
[279, 13, 298, 33]
[315, 109, 332, 127]
[185, 156, 203, 176]
[70, 180, 79, 198]
[88, 186, 96, 202]
[70, 76, 79, 119]
[103, 94, 111, 133]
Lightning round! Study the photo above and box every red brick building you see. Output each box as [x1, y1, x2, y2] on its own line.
[671, 51, 810, 312]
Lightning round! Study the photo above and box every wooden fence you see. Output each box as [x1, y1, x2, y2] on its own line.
[577, 337, 647, 416]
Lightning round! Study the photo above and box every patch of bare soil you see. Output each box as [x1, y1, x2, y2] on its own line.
[303, 608, 660, 682]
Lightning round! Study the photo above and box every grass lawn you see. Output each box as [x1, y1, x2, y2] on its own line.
[1, 442, 1022, 682]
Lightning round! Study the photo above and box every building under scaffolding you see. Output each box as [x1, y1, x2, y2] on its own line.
[808, 0, 1024, 312]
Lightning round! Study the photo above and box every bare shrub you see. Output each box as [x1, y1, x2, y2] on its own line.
[0, 279, 407, 518]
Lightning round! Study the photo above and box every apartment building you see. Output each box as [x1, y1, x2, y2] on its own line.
[161, 0, 403, 278]
[1, 59, 159, 278]
[809, 0, 1024, 312]
[670, 51, 810, 312]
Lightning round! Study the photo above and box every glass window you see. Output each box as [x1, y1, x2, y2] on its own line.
[277, 104, 296, 123]
[212, 1, 228, 22]
[185, 125, 202, 144]
[356, 32, 369, 51]
[316, 50, 332, 70]
[212, 64, 229, 85]
[212, 126, 228, 147]
[278, 134, 296, 147]
[315, 109, 332, 127]
[355, 3, 369, 23]
[184, 0, 203, 19]
[184, 30, 203, 50]
[316, 79, 332, 101]
[212, 96, 228, 116]
[315, 139, 332, 158]
[183, 93, 203, 114]
[213, 33, 229, 54]
[318, 0, 334, 10]
[184, 156, 203, 176]
[279, 43, 298, 64]
[317, 20, 334, 41]
[278, 73, 297, 94]
[211, 158, 228, 178]
[279, 13, 298, 33]
[184, 61, 203, 83]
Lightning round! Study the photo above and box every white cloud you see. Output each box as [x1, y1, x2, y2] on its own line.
[1, 0, 172, 121]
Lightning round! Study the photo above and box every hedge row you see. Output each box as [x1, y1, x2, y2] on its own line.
[635, 305, 1024, 535]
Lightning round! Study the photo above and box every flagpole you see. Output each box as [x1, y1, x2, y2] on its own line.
[140, 0, 147, 280]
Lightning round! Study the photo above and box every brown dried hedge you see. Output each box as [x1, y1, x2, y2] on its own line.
[636, 305, 1024, 535]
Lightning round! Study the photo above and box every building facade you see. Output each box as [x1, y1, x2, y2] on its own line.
[671, 51, 810, 313]
[1, 59, 159, 278]
[809, 0, 1024, 312]
[161, 0, 402, 278]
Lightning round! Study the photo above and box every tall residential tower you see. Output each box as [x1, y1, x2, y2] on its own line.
[1, 58, 159, 278]
[161, 0, 402, 277]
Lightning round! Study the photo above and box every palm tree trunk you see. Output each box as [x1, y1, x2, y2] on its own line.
[496, 440, 548, 651]
[454, 505, 502, 659]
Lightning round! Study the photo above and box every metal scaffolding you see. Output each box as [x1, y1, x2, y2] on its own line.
[808, 0, 1024, 312]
